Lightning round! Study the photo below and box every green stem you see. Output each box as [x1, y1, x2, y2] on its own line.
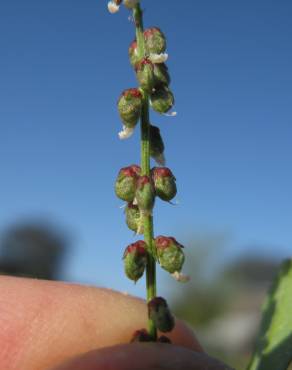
[133, 4, 157, 341]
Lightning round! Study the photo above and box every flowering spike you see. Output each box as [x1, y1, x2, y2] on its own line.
[108, 1, 190, 344]
[155, 236, 185, 274]
[123, 240, 147, 282]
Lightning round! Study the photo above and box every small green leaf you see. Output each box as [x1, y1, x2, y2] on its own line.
[248, 259, 292, 370]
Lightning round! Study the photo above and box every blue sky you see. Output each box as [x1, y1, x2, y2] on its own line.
[0, 0, 291, 296]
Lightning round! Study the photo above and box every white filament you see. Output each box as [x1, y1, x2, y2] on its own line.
[118, 126, 134, 140]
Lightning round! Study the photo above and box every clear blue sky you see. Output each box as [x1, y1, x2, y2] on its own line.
[0, 1, 291, 295]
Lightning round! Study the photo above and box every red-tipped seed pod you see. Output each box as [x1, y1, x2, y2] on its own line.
[135, 175, 155, 215]
[144, 27, 167, 54]
[155, 236, 185, 274]
[123, 240, 147, 282]
[115, 165, 141, 202]
[152, 167, 177, 202]
[118, 88, 143, 129]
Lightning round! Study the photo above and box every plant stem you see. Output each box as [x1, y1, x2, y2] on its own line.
[133, 4, 157, 341]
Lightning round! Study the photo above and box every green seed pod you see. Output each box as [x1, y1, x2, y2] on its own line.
[123, 240, 147, 282]
[152, 167, 177, 202]
[125, 202, 143, 234]
[148, 297, 175, 333]
[150, 86, 174, 114]
[144, 27, 166, 54]
[118, 88, 143, 128]
[115, 165, 141, 202]
[129, 39, 139, 66]
[149, 125, 165, 166]
[135, 176, 155, 215]
[136, 59, 156, 92]
[155, 236, 185, 274]
[153, 63, 171, 88]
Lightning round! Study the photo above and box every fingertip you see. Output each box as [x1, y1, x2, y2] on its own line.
[51, 343, 230, 370]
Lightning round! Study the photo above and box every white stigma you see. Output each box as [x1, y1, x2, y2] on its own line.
[171, 271, 190, 283]
[118, 126, 134, 140]
[164, 111, 177, 117]
[108, 1, 120, 13]
[149, 53, 169, 64]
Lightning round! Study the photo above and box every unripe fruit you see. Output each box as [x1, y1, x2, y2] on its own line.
[125, 202, 143, 234]
[150, 86, 174, 114]
[123, 240, 147, 282]
[115, 165, 141, 202]
[152, 167, 177, 202]
[129, 40, 139, 66]
[135, 175, 155, 215]
[118, 88, 143, 128]
[153, 63, 170, 87]
[155, 236, 185, 274]
[144, 27, 166, 54]
[136, 59, 156, 92]
[148, 297, 175, 333]
[149, 125, 165, 166]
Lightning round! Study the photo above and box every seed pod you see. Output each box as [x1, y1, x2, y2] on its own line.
[118, 88, 143, 128]
[144, 27, 166, 54]
[136, 59, 156, 92]
[123, 0, 140, 9]
[115, 165, 141, 202]
[153, 63, 171, 88]
[152, 167, 177, 202]
[149, 125, 165, 166]
[125, 202, 143, 234]
[135, 176, 155, 215]
[155, 236, 185, 274]
[130, 329, 152, 343]
[148, 297, 175, 333]
[123, 240, 147, 282]
[150, 86, 174, 114]
[129, 40, 139, 66]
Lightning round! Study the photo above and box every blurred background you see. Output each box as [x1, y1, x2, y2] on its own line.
[0, 1, 291, 369]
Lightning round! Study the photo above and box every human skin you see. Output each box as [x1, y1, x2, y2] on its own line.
[0, 276, 231, 370]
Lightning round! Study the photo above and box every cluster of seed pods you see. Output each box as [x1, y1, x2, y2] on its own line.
[109, 0, 188, 343]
